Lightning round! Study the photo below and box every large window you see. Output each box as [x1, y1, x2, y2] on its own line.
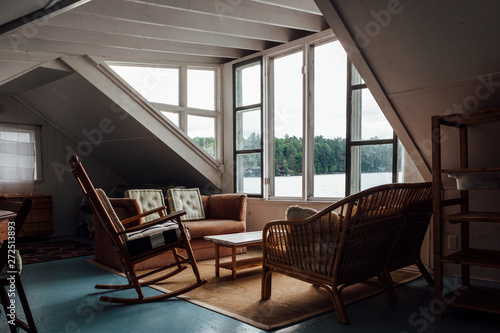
[109, 64, 220, 160]
[313, 41, 347, 198]
[234, 39, 404, 199]
[234, 58, 262, 196]
[271, 50, 303, 197]
[348, 62, 398, 194]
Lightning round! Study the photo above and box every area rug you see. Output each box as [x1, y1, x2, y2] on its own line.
[18, 240, 94, 264]
[91, 253, 421, 331]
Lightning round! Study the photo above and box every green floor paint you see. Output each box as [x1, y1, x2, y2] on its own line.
[1, 256, 499, 332]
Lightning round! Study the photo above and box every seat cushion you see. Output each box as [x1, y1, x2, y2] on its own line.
[125, 220, 183, 257]
[167, 188, 205, 221]
[183, 218, 246, 239]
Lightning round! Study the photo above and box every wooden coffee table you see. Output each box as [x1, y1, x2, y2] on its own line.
[204, 231, 262, 280]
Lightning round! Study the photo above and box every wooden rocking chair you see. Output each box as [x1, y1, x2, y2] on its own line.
[0, 197, 37, 333]
[69, 155, 207, 304]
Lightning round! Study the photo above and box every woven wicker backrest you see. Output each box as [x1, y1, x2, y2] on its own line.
[333, 183, 432, 284]
[263, 182, 433, 286]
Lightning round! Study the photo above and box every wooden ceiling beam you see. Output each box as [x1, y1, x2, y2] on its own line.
[127, 0, 326, 32]
[47, 12, 270, 51]
[75, 0, 295, 43]
[0, 0, 91, 37]
[0, 37, 229, 64]
[26, 26, 252, 59]
[250, 0, 323, 15]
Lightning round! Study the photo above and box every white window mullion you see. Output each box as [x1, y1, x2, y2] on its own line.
[267, 56, 275, 198]
[179, 66, 188, 133]
[262, 57, 270, 199]
[302, 45, 311, 201]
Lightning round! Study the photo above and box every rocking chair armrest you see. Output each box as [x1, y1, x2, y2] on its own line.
[118, 210, 187, 235]
[120, 206, 168, 226]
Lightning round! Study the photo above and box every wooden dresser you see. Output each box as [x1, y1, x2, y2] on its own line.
[2, 194, 53, 238]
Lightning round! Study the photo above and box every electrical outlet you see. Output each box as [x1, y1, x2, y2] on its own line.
[448, 235, 458, 250]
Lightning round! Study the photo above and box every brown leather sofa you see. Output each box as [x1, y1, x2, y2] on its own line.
[93, 193, 247, 271]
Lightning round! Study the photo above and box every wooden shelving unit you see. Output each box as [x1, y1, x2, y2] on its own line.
[432, 108, 500, 316]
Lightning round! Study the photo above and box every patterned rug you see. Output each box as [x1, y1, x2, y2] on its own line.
[17, 240, 94, 264]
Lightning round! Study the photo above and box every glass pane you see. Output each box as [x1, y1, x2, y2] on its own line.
[187, 115, 215, 157]
[236, 153, 261, 195]
[351, 144, 393, 192]
[313, 41, 347, 197]
[235, 108, 261, 151]
[110, 65, 179, 105]
[161, 111, 179, 127]
[351, 63, 364, 85]
[273, 51, 303, 197]
[187, 69, 215, 110]
[235, 61, 261, 107]
[352, 88, 393, 140]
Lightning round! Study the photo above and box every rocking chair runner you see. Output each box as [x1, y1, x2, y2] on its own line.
[69, 155, 207, 304]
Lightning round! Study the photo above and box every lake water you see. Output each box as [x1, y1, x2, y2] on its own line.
[244, 172, 393, 197]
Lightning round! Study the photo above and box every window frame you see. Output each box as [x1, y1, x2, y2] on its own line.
[232, 36, 404, 200]
[346, 59, 398, 195]
[267, 46, 306, 200]
[233, 57, 264, 197]
[0, 122, 42, 181]
[108, 62, 222, 161]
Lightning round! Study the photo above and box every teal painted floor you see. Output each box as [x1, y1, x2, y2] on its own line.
[2, 256, 499, 332]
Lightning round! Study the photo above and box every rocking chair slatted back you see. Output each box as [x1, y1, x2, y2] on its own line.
[69, 155, 206, 304]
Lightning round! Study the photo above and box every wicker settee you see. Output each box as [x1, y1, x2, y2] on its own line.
[261, 182, 433, 324]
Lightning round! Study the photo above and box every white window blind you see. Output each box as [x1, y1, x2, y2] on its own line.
[0, 124, 36, 194]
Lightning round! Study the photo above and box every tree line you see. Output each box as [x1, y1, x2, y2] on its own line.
[195, 133, 393, 177]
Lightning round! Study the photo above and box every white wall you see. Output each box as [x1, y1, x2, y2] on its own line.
[0, 95, 125, 236]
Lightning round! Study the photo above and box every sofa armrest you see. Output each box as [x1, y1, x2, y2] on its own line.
[207, 194, 247, 221]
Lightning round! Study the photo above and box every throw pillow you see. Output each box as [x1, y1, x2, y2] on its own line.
[167, 188, 205, 221]
[286, 205, 318, 220]
[286, 204, 341, 231]
[124, 189, 166, 222]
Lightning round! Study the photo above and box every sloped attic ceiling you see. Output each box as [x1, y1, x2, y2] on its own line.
[0, 0, 328, 65]
[11, 59, 217, 189]
[315, 0, 500, 180]
[0, 0, 329, 192]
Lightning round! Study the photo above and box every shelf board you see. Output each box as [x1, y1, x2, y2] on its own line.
[439, 108, 500, 126]
[441, 248, 500, 268]
[441, 167, 500, 174]
[219, 256, 262, 271]
[442, 211, 500, 222]
[443, 285, 500, 314]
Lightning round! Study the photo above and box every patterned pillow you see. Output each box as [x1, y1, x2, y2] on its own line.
[125, 189, 165, 222]
[167, 188, 205, 221]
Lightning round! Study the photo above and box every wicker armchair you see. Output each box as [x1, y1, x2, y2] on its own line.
[261, 182, 432, 324]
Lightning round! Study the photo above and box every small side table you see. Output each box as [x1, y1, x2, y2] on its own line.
[204, 231, 263, 280]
